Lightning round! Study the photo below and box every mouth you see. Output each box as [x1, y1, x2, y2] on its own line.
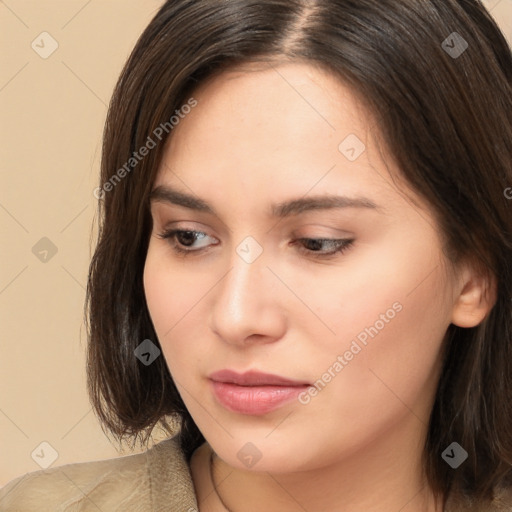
[208, 370, 311, 415]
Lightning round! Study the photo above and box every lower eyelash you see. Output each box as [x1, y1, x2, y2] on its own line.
[157, 229, 354, 259]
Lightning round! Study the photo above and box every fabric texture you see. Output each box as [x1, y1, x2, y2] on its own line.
[0, 435, 198, 511]
[1, 434, 511, 511]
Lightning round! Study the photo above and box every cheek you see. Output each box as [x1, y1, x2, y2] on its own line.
[143, 253, 174, 334]
[352, 243, 450, 379]
[361, 265, 450, 413]
[285, 232, 447, 351]
[143, 249, 194, 361]
[299, 240, 450, 424]
[143, 246, 217, 383]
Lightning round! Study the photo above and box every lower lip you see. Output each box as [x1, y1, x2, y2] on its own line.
[210, 381, 309, 415]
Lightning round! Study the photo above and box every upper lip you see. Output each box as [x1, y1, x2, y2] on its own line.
[209, 369, 310, 387]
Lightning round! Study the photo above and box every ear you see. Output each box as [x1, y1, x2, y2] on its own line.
[451, 261, 497, 328]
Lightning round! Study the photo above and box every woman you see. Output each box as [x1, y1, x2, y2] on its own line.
[1, 0, 511, 510]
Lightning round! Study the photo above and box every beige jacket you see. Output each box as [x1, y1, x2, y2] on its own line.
[1, 435, 511, 511]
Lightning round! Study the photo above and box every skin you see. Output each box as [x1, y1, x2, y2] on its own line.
[143, 60, 495, 512]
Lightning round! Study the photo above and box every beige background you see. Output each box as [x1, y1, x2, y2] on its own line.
[1, 0, 511, 488]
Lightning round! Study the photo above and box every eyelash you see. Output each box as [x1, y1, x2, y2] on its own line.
[156, 229, 355, 259]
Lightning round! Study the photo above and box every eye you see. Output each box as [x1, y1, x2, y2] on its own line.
[292, 238, 355, 259]
[156, 229, 354, 259]
[156, 229, 217, 256]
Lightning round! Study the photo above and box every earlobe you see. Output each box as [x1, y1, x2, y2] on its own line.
[450, 266, 497, 328]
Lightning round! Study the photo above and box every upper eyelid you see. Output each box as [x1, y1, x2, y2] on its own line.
[155, 224, 216, 238]
[153, 210, 360, 250]
[156, 226, 352, 240]
[160, 228, 352, 246]
[149, 193, 379, 235]
[150, 205, 234, 234]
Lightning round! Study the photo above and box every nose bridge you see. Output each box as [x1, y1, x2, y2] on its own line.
[220, 238, 268, 316]
[209, 235, 285, 344]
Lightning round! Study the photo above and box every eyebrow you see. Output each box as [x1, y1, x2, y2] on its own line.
[149, 185, 382, 218]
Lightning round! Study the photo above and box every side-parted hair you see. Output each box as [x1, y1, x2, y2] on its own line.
[86, 0, 512, 504]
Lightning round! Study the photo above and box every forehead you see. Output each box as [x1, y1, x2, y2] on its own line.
[171, 60, 370, 144]
[153, 61, 415, 217]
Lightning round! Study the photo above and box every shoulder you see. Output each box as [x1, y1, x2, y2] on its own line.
[0, 444, 150, 511]
[446, 485, 512, 511]
[0, 435, 198, 512]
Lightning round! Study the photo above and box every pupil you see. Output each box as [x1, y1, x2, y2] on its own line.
[179, 231, 196, 246]
[306, 239, 322, 251]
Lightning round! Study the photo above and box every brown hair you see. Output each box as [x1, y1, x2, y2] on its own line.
[86, 0, 512, 504]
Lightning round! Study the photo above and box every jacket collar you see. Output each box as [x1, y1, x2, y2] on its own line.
[146, 435, 199, 511]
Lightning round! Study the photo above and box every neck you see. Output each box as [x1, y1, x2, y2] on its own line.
[207, 413, 443, 512]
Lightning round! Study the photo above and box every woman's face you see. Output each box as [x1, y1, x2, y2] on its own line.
[144, 61, 461, 472]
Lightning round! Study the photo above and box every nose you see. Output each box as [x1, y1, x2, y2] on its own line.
[208, 242, 287, 347]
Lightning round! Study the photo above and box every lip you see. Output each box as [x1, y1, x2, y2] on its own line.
[209, 370, 311, 415]
[209, 369, 310, 387]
